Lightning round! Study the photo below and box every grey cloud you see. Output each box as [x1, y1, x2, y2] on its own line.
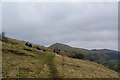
[2, 2, 118, 50]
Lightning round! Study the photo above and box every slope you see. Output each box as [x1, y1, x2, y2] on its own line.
[1, 36, 119, 78]
[49, 43, 120, 72]
[49, 43, 119, 60]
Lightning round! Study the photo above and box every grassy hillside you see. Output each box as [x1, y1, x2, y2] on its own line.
[49, 43, 119, 60]
[49, 43, 120, 72]
[1, 36, 119, 78]
[49, 43, 91, 55]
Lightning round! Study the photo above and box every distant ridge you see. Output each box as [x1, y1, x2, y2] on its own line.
[49, 43, 119, 60]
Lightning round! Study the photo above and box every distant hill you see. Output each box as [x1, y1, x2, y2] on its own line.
[1, 36, 118, 78]
[49, 43, 120, 72]
[49, 43, 119, 60]
[49, 43, 90, 54]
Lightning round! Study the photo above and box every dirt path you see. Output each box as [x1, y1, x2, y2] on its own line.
[45, 54, 59, 78]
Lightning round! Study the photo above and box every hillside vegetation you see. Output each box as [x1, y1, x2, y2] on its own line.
[1, 36, 119, 78]
[49, 43, 119, 60]
[49, 43, 120, 72]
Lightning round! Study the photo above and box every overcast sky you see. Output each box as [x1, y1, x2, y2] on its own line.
[2, 2, 118, 50]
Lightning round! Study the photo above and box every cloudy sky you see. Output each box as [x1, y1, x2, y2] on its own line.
[2, 2, 118, 50]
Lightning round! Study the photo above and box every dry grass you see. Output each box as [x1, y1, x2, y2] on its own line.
[54, 55, 118, 78]
[1, 36, 119, 78]
[2, 40, 56, 78]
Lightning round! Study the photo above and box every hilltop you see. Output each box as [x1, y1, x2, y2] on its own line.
[1, 36, 119, 78]
[49, 43, 119, 60]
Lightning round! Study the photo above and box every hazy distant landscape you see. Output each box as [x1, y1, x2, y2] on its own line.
[1, 1, 119, 79]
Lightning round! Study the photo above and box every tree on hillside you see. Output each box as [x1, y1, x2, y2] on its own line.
[2, 32, 5, 37]
[1, 32, 8, 42]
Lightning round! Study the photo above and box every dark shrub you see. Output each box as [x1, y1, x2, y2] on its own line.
[71, 53, 85, 59]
